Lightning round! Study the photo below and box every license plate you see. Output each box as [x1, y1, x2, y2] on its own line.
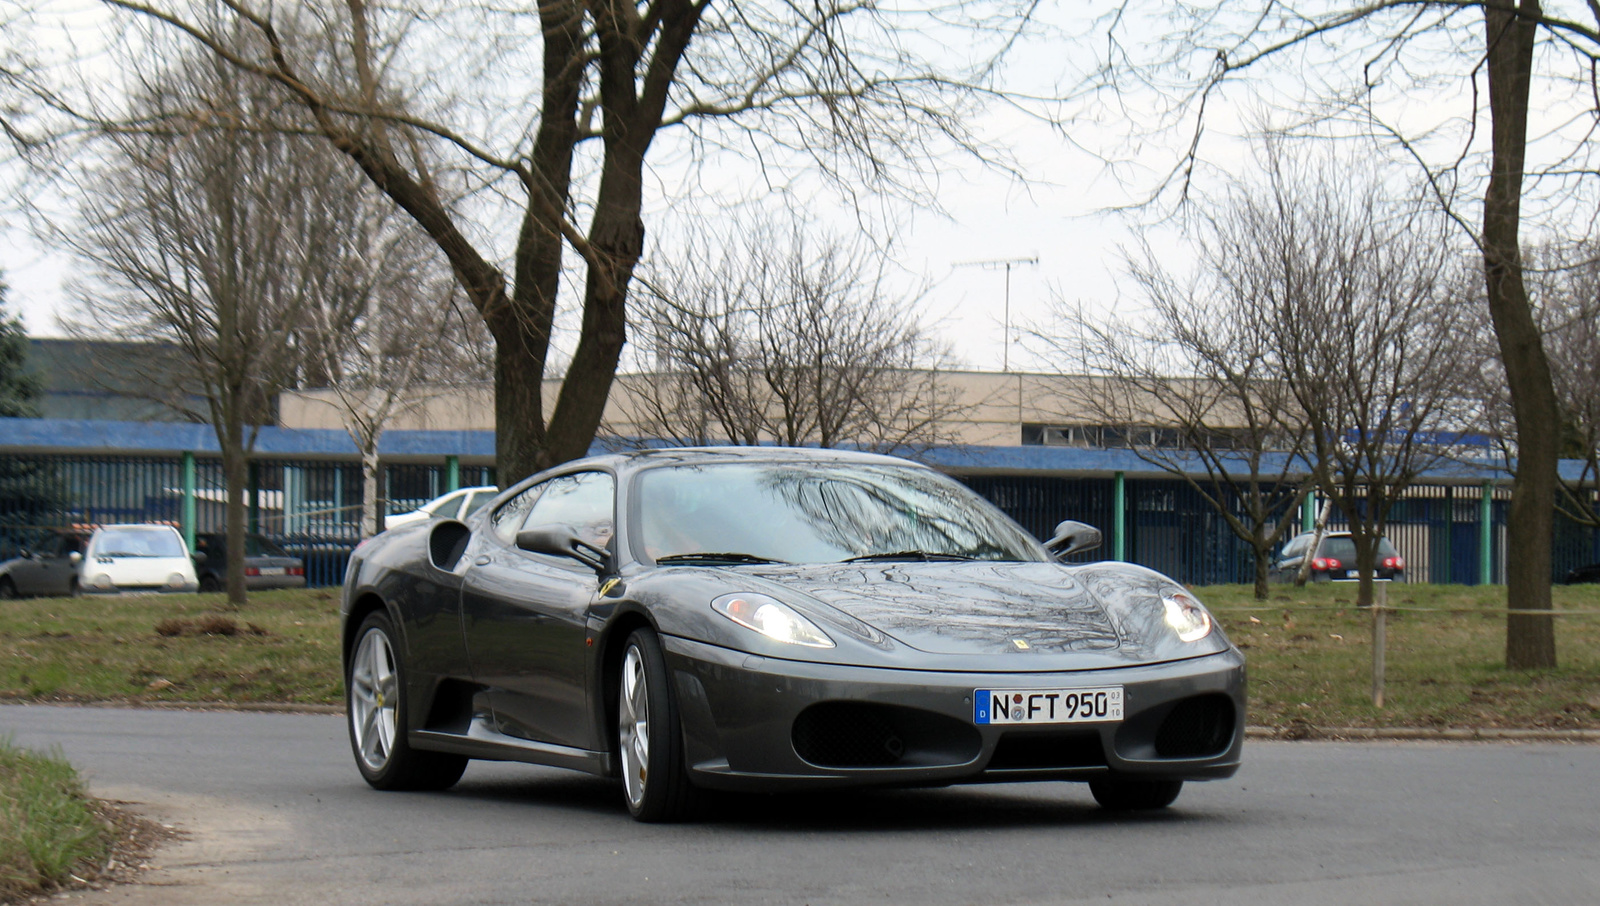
[258, 567, 286, 576]
[974, 687, 1123, 725]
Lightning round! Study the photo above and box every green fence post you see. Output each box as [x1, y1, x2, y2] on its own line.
[446, 455, 461, 493]
[181, 451, 196, 551]
[1113, 471, 1126, 562]
[1479, 480, 1493, 586]
[1302, 493, 1315, 534]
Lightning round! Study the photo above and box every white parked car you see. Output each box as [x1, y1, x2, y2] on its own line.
[80, 524, 200, 595]
[384, 486, 499, 530]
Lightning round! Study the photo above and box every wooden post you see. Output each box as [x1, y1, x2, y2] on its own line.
[1371, 580, 1387, 709]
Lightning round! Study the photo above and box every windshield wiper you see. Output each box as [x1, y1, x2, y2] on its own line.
[842, 550, 976, 563]
[654, 552, 787, 566]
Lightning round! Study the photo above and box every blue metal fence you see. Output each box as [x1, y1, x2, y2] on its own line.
[1, 452, 1595, 587]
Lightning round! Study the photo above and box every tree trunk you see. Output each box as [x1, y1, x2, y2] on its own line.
[1484, 0, 1558, 669]
[220, 417, 248, 608]
[1252, 544, 1270, 601]
[361, 446, 381, 538]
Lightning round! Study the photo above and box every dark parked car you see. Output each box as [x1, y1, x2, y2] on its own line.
[193, 533, 307, 592]
[1566, 563, 1600, 585]
[1273, 531, 1406, 583]
[342, 447, 1245, 821]
[0, 530, 87, 599]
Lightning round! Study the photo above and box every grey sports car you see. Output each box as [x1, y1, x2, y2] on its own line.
[341, 447, 1244, 821]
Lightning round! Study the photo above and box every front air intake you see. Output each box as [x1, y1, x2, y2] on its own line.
[791, 702, 981, 769]
[1154, 694, 1236, 758]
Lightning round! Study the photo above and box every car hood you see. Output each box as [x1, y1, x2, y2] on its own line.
[736, 561, 1123, 657]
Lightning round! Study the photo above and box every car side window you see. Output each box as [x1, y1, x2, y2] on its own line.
[491, 486, 544, 544]
[521, 472, 615, 551]
[433, 493, 464, 520]
[464, 490, 494, 518]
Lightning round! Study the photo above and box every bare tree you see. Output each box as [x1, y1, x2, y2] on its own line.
[1080, 0, 1586, 666]
[617, 219, 966, 453]
[296, 211, 493, 538]
[63, 41, 379, 605]
[1037, 231, 1321, 601]
[89, 0, 1037, 486]
[1473, 242, 1600, 531]
[1250, 149, 1476, 607]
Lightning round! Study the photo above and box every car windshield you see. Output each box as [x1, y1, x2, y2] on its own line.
[634, 461, 1047, 564]
[95, 527, 186, 558]
[1319, 536, 1398, 561]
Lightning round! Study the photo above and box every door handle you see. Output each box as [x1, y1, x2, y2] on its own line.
[473, 556, 492, 566]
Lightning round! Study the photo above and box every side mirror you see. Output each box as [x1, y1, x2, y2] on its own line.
[517, 524, 611, 574]
[1045, 520, 1102, 560]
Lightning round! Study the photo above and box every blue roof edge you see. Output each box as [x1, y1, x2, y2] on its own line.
[0, 417, 1587, 483]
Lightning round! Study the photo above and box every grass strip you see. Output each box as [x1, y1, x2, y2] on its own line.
[1197, 582, 1600, 730]
[0, 738, 113, 902]
[1, 583, 1597, 730]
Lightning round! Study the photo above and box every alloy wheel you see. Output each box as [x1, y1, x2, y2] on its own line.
[350, 628, 399, 772]
[619, 644, 651, 809]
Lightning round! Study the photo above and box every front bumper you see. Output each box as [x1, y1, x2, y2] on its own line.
[81, 582, 199, 595]
[664, 636, 1245, 792]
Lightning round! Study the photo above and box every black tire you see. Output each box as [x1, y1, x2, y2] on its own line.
[616, 626, 697, 822]
[199, 574, 222, 593]
[1089, 778, 1183, 811]
[346, 610, 467, 791]
[0, 577, 16, 600]
[67, 578, 80, 598]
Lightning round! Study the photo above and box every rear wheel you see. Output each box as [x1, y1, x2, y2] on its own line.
[1089, 778, 1183, 811]
[199, 574, 222, 593]
[347, 611, 467, 791]
[0, 578, 15, 599]
[617, 626, 696, 822]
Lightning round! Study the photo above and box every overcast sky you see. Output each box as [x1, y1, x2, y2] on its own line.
[9, 3, 1576, 375]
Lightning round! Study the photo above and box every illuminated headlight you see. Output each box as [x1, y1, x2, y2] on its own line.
[1162, 590, 1213, 643]
[92, 573, 114, 589]
[167, 573, 188, 588]
[712, 593, 834, 648]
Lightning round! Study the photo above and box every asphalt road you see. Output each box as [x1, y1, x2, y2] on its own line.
[3, 704, 1597, 906]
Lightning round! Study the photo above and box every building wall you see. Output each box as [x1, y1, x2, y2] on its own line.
[277, 371, 1262, 447]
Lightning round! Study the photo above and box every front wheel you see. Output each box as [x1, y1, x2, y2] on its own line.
[347, 611, 467, 791]
[617, 627, 697, 822]
[1089, 778, 1183, 811]
[0, 578, 16, 599]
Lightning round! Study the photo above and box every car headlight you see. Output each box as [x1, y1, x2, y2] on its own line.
[711, 593, 835, 648]
[167, 573, 188, 588]
[92, 573, 114, 589]
[1161, 590, 1213, 643]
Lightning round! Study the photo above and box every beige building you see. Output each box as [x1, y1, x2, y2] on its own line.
[278, 370, 1248, 448]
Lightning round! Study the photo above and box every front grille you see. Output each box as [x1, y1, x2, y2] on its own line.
[791, 702, 981, 769]
[793, 702, 905, 767]
[1154, 694, 1235, 758]
[988, 731, 1106, 770]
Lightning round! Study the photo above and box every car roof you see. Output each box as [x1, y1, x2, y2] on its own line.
[570, 446, 926, 473]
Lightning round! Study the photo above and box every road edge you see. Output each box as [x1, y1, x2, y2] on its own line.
[5, 699, 1598, 742]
